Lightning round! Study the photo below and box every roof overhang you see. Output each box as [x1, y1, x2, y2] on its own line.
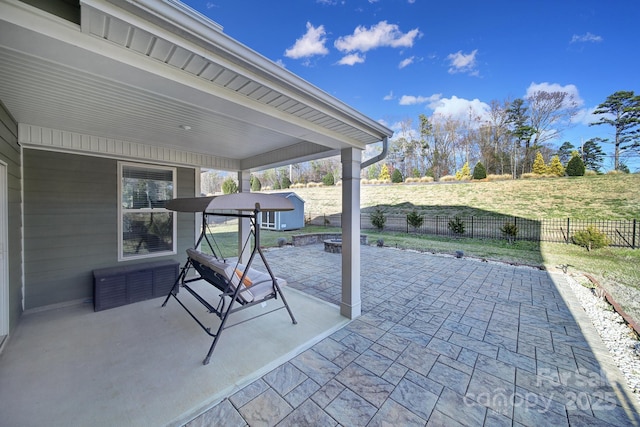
[0, 0, 392, 171]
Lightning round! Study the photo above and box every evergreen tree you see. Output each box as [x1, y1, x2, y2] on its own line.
[391, 168, 403, 183]
[532, 151, 547, 174]
[581, 138, 605, 172]
[250, 175, 261, 191]
[455, 162, 471, 180]
[507, 98, 535, 174]
[221, 177, 238, 194]
[281, 175, 291, 189]
[566, 153, 585, 176]
[378, 164, 391, 181]
[557, 141, 575, 165]
[590, 90, 640, 170]
[547, 155, 565, 176]
[472, 162, 487, 179]
[322, 172, 335, 186]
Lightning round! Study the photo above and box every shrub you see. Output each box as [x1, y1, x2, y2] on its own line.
[440, 175, 457, 182]
[250, 175, 261, 191]
[547, 155, 565, 176]
[473, 162, 487, 180]
[584, 170, 598, 177]
[370, 207, 386, 231]
[221, 177, 238, 194]
[572, 226, 610, 251]
[448, 216, 465, 235]
[391, 168, 403, 183]
[322, 173, 335, 186]
[532, 152, 547, 174]
[281, 175, 292, 189]
[378, 164, 391, 181]
[404, 177, 419, 183]
[455, 162, 472, 180]
[419, 176, 435, 183]
[406, 210, 424, 231]
[566, 155, 585, 177]
[500, 222, 518, 244]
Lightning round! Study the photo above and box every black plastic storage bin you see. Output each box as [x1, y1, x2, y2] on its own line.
[93, 260, 179, 311]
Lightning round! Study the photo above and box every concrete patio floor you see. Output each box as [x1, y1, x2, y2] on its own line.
[0, 277, 348, 426]
[188, 244, 640, 427]
[1, 243, 639, 426]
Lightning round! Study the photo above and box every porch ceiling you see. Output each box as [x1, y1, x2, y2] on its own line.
[0, 0, 392, 170]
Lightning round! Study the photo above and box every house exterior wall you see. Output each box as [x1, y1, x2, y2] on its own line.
[23, 149, 195, 310]
[0, 100, 22, 332]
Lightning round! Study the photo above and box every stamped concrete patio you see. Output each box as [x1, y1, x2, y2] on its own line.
[187, 244, 640, 427]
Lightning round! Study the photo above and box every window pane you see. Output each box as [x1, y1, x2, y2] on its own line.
[122, 212, 173, 257]
[122, 166, 174, 209]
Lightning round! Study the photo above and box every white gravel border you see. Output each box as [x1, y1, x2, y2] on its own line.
[564, 273, 640, 402]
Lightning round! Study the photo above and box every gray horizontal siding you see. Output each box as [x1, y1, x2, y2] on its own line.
[23, 149, 195, 309]
[0, 99, 21, 332]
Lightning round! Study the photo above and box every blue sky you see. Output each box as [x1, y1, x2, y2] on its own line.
[183, 0, 639, 171]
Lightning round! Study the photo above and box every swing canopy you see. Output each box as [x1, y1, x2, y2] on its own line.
[165, 193, 295, 213]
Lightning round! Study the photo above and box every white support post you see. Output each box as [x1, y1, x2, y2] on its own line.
[341, 147, 362, 319]
[238, 170, 251, 265]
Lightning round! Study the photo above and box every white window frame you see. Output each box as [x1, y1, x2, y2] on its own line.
[118, 162, 177, 261]
[261, 211, 276, 230]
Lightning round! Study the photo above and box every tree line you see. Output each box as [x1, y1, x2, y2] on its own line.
[202, 90, 639, 192]
[377, 90, 639, 181]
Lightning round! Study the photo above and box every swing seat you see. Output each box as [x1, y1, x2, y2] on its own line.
[186, 248, 287, 303]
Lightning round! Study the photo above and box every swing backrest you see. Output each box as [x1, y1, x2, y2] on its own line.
[186, 248, 287, 304]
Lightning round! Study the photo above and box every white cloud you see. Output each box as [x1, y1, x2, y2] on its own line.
[334, 21, 421, 53]
[571, 32, 603, 43]
[284, 22, 329, 59]
[398, 56, 415, 69]
[337, 53, 366, 65]
[525, 82, 584, 107]
[430, 96, 491, 124]
[383, 91, 394, 101]
[572, 106, 600, 125]
[446, 49, 479, 75]
[399, 93, 442, 106]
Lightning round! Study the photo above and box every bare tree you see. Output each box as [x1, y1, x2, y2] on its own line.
[526, 90, 579, 170]
[484, 99, 512, 175]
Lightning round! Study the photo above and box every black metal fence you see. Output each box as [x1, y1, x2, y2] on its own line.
[307, 212, 639, 249]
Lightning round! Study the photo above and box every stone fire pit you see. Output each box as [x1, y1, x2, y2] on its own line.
[324, 239, 343, 253]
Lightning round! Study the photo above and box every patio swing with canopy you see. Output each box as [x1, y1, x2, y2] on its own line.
[162, 193, 298, 365]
